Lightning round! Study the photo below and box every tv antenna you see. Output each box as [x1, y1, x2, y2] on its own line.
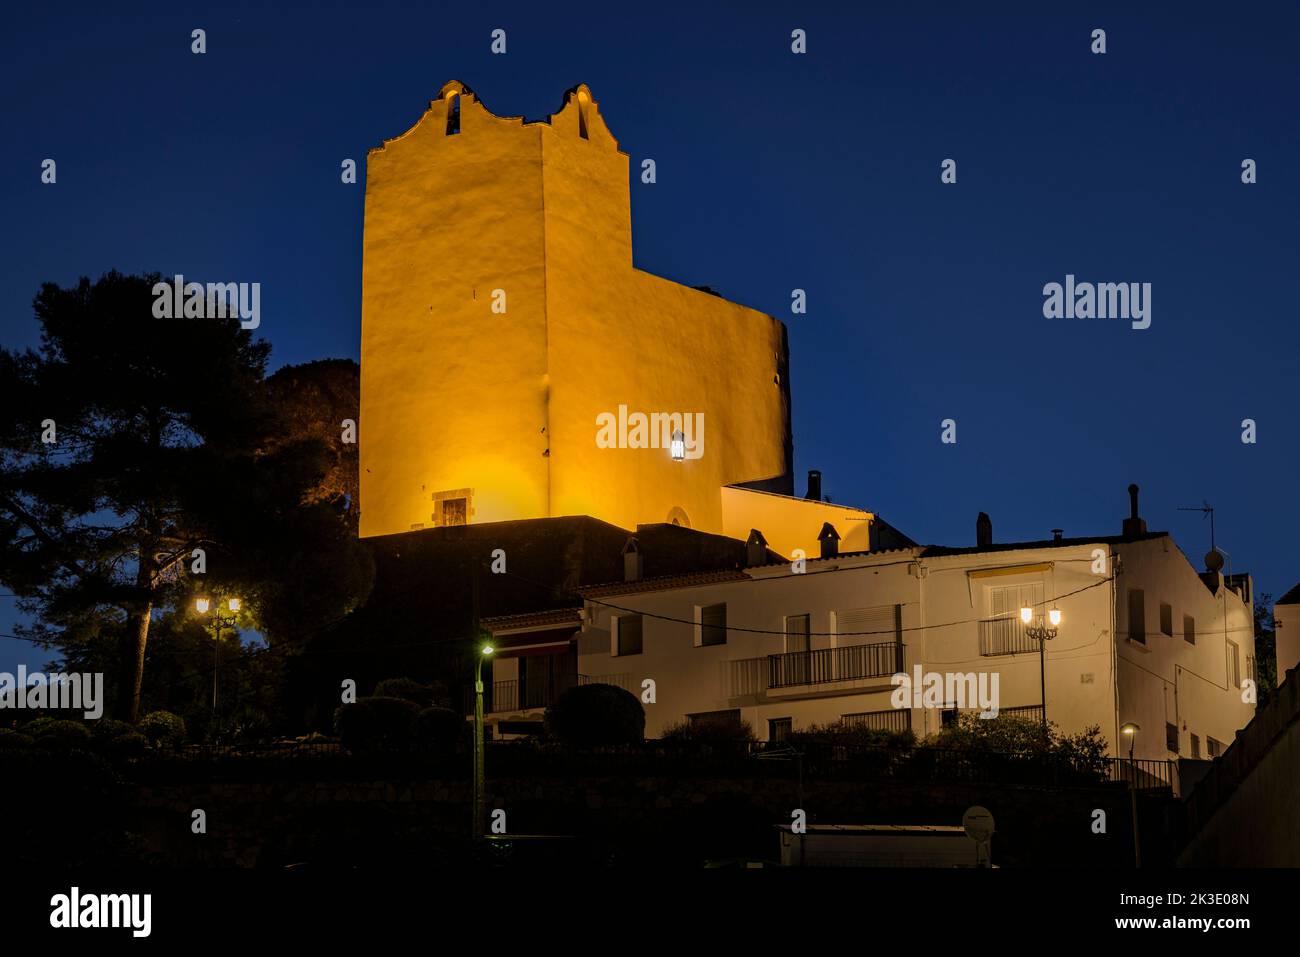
[1177, 501, 1216, 553]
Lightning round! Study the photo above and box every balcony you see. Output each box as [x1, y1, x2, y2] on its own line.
[978, 617, 1041, 656]
[470, 673, 636, 715]
[767, 642, 903, 690]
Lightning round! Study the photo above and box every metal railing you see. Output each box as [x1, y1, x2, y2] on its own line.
[767, 642, 903, 689]
[1108, 757, 1177, 790]
[979, 617, 1041, 656]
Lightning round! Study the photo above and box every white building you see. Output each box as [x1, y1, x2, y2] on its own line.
[1274, 585, 1300, 685]
[564, 487, 1257, 762]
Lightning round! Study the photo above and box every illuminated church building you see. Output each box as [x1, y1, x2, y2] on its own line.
[360, 82, 893, 558]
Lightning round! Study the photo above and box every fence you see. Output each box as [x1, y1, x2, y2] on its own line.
[120, 739, 1176, 792]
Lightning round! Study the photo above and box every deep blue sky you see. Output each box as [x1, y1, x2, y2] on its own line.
[3, 1, 1298, 672]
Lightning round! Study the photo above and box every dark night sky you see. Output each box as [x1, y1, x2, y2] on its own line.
[2, 1, 1297, 672]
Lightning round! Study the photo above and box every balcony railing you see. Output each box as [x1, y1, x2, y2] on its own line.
[469, 673, 634, 714]
[979, 617, 1041, 656]
[767, 642, 903, 689]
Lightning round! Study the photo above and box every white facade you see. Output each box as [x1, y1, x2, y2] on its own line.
[576, 534, 1256, 761]
[1275, 587, 1300, 685]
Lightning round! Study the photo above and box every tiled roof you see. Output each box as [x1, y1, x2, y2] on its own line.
[579, 568, 750, 598]
[480, 607, 582, 631]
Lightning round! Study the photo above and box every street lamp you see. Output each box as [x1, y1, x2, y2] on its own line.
[472, 642, 494, 840]
[670, 430, 685, 461]
[1121, 721, 1142, 867]
[196, 595, 241, 732]
[1020, 604, 1061, 734]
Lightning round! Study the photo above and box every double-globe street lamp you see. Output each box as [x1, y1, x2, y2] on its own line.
[195, 596, 241, 728]
[1019, 604, 1062, 734]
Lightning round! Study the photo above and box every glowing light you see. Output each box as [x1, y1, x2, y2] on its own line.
[1019, 607, 1033, 625]
[481, 645, 494, 657]
[228, 598, 241, 612]
[1048, 608, 1062, 627]
[671, 430, 685, 461]
[195, 598, 210, 614]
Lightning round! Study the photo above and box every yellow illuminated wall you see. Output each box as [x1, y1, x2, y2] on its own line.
[360, 81, 793, 540]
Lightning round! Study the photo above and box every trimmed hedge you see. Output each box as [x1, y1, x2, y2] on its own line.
[334, 697, 420, 753]
[544, 684, 645, 748]
[140, 711, 187, 748]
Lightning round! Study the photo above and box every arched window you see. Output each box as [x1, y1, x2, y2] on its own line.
[576, 90, 590, 140]
[667, 506, 691, 528]
[446, 93, 461, 136]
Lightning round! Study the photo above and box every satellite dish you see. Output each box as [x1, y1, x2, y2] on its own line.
[1205, 549, 1224, 572]
[962, 805, 995, 842]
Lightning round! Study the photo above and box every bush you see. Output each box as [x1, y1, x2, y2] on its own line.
[333, 697, 420, 753]
[0, 729, 35, 750]
[139, 711, 187, 748]
[544, 684, 645, 748]
[30, 719, 92, 750]
[102, 731, 149, 760]
[787, 722, 916, 752]
[21, 717, 57, 737]
[659, 716, 755, 755]
[373, 678, 447, 708]
[415, 707, 464, 755]
[90, 719, 136, 742]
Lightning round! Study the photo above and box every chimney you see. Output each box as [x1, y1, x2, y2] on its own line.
[1122, 483, 1147, 538]
[746, 529, 769, 568]
[818, 522, 840, 559]
[976, 512, 992, 548]
[1052, 528, 1064, 541]
[622, 537, 643, 582]
[805, 469, 822, 502]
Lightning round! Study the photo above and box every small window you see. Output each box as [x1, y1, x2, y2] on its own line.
[1226, 640, 1241, 688]
[768, 717, 792, 743]
[1165, 722, 1179, 754]
[1127, 589, 1146, 644]
[1190, 733, 1201, 759]
[576, 90, 590, 139]
[1159, 602, 1173, 637]
[446, 93, 461, 135]
[688, 709, 741, 727]
[1207, 737, 1223, 758]
[615, 615, 643, 657]
[1184, 614, 1195, 645]
[432, 488, 474, 527]
[941, 707, 959, 728]
[440, 498, 467, 526]
[697, 603, 726, 647]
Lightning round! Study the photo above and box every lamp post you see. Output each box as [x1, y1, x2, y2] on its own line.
[1020, 605, 1061, 734]
[196, 596, 240, 729]
[1121, 721, 1142, 867]
[472, 642, 494, 839]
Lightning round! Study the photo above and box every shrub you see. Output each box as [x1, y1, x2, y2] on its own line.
[90, 719, 136, 742]
[415, 707, 464, 755]
[660, 716, 755, 754]
[544, 684, 645, 748]
[333, 697, 420, 753]
[139, 711, 187, 748]
[0, 729, 35, 750]
[102, 731, 149, 759]
[225, 706, 272, 743]
[930, 712, 1051, 753]
[30, 719, 92, 750]
[21, 717, 56, 737]
[373, 677, 446, 708]
[787, 722, 916, 752]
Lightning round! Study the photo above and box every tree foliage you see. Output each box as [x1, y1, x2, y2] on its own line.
[0, 271, 373, 721]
